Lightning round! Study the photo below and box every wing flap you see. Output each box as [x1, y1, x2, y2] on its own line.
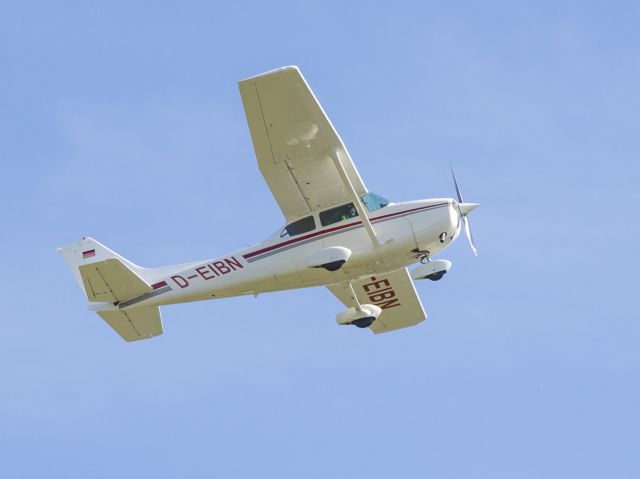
[79, 258, 152, 303]
[328, 268, 427, 333]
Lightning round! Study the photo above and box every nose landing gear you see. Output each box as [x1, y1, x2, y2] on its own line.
[410, 259, 452, 282]
[414, 249, 431, 264]
[426, 270, 446, 281]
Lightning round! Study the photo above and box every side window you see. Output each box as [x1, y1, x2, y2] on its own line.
[319, 203, 359, 227]
[280, 216, 316, 238]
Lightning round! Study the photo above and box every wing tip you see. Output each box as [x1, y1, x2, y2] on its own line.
[239, 65, 301, 84]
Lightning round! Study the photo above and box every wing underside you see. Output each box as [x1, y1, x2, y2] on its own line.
[328, 268, 427, 334]
[239, 66, 368, 220]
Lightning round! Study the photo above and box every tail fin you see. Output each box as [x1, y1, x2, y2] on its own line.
[57, 237, 148, 290]
[58, 237, 163, 342]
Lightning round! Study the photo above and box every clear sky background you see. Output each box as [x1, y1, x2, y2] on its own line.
[1, 1, 639, 477]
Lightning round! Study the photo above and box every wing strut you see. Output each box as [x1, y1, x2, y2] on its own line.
[329, 148, 381, 248]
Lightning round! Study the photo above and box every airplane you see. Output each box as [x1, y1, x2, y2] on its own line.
[58, 66, 479, 341]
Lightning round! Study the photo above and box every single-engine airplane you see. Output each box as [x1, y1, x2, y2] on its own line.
[59, 66, 479, 341]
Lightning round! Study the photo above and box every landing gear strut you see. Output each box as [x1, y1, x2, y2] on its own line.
[415, 250, 431, 264]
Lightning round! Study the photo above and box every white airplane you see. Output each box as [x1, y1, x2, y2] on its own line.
[58, 66, 479, 341]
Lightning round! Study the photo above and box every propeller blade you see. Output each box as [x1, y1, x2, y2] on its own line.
[463, 216, 478, 256]
[450, 166, 464, 203]
[451, 165, 478, 256]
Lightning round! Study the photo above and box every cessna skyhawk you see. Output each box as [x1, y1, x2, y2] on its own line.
[59, 66, 479, 341]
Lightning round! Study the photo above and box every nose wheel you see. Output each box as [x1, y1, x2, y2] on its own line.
[426, 270, 446, 281]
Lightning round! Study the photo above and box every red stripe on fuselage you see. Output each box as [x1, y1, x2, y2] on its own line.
[243, 220, 355, 259]
[243, 203, 448, 261]
[151, 280, 167, 290]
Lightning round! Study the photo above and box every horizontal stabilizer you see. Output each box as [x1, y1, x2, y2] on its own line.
[98, 306, 163, 342]
[79, 258, 151, 303]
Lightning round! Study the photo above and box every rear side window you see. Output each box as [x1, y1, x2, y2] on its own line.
[320, 203, 359, 227]
[281, 216, 316, 237]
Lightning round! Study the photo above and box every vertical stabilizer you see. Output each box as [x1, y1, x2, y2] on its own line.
[58, 237, 164, 342]
[57, 237, 147, 291]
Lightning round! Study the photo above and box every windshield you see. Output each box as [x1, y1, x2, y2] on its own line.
[360, 192, 390, 212]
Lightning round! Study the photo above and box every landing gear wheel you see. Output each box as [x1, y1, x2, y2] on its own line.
[351, 317, 376, 328]
[322, 260, 346, 272]
[426, 271, 446, 281]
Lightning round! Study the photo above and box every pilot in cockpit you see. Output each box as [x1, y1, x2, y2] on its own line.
[341, 204, 357, 221]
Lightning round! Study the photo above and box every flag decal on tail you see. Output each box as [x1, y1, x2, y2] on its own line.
[82, 249, 96, 259]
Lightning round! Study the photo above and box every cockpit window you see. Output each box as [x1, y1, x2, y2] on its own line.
[280, 215, 316, 238]
[319, 203, 359, 227]
[360, 192, 390, 212]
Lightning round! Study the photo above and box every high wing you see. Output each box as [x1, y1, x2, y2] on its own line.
[327, 268, 427, 334]
[239, 66, 368, 221]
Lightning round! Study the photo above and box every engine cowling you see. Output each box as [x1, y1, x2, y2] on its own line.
[411, 259, 452, 281]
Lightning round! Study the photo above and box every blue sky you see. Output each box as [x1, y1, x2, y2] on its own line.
[1, 1, 639, 477]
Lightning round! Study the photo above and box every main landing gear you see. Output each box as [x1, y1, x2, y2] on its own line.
[351, 316, 377, 328]
[335, 283, 382, 329]
[305, 246, 351, 272]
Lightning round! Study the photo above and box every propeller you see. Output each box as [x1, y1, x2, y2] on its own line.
[450, 166, 479, 256]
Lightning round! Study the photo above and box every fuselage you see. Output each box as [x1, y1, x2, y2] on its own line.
[116, 198, 463, 311]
